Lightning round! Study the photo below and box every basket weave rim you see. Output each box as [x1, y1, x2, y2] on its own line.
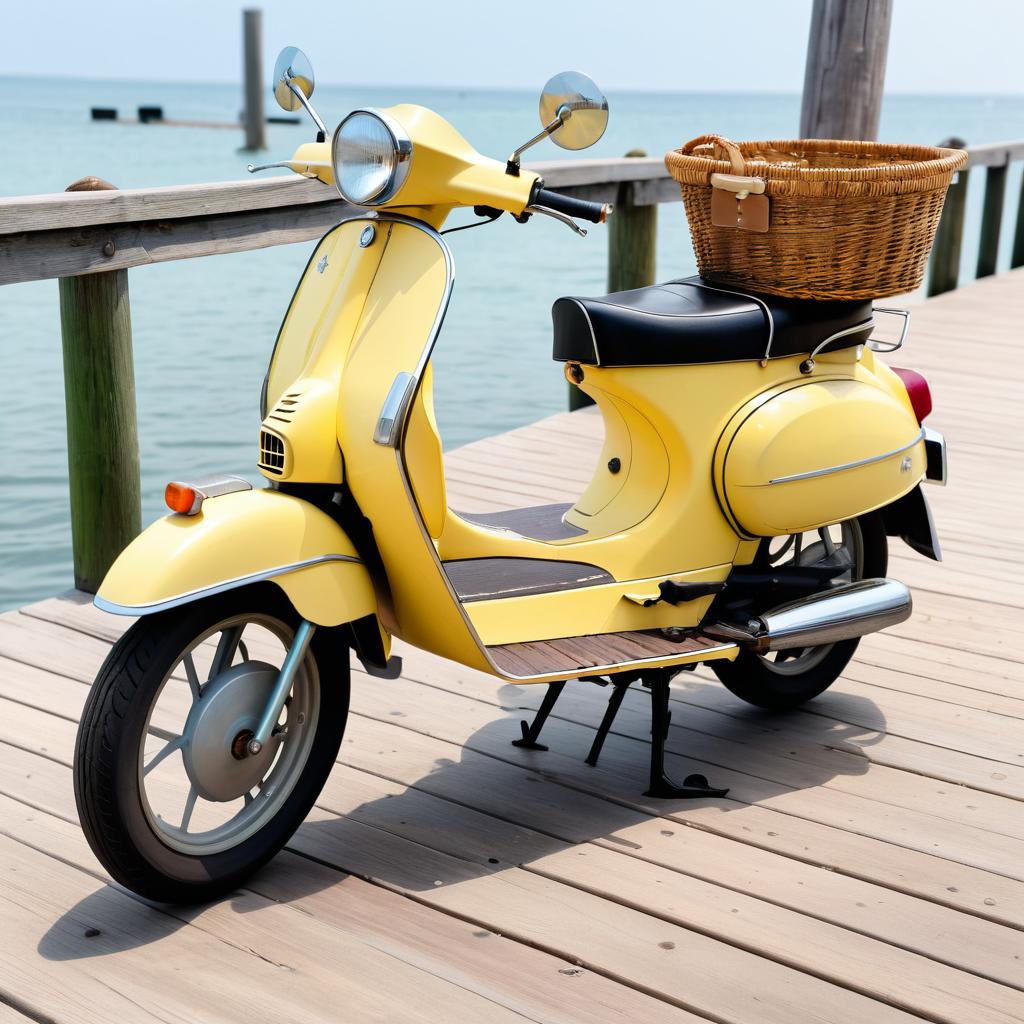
[667, 137, 967, 182]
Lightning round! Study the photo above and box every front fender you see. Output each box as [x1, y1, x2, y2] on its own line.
[96, 487, 379, 627]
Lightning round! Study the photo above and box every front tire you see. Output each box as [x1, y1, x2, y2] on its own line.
[711, 512, 888, 710]
[74, 583, 349, 904]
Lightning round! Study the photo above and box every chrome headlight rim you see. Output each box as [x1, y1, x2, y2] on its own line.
[331, 108, 413, 206]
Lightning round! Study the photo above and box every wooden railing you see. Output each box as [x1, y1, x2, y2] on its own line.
[1, 141, 1021, 588]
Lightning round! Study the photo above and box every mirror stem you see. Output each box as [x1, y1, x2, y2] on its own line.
[287, 80, 328, 137]
[506, 105, 571, 176]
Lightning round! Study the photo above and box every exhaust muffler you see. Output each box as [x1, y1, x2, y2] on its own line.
[705, 578, 912, 654]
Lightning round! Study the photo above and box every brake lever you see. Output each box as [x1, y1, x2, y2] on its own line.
[524, 204, 587, 237]
[247, 160, 330, 177]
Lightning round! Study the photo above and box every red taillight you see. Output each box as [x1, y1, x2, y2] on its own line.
[892, 367, 932, 423]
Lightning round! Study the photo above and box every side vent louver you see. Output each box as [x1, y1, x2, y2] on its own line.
[259, 429, 286, 475]
[266, 392, 302, 425]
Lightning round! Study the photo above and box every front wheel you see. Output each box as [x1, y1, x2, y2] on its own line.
[710, 512, 888, 710]
[74, 583, 349, 904]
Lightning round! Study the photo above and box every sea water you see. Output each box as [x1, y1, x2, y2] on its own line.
[1, 76, 1022, 609]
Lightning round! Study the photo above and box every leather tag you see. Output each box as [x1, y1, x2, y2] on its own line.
[711, 188, 769, 232]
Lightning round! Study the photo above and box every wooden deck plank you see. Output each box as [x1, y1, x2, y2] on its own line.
[0, 737, 926, 1024]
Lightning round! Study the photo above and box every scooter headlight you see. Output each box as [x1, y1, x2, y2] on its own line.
[331, 109, 412, 206]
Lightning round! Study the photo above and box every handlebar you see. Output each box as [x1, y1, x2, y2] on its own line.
[532, 187, 612, 225]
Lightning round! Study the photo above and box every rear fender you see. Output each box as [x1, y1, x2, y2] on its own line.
[96, 488, 385, 638]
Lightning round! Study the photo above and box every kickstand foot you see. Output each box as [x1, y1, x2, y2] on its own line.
[642, 671, 729, 800]
[512, 681, 566, 751]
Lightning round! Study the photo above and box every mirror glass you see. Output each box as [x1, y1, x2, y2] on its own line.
[539, 71, 609, 151]
[273, 47, 315, 112]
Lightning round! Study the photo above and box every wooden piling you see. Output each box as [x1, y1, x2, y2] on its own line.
[242, 8, 266, 151]
[976, 163, 1008, 278]
[57, 178, 141, 593]
[1011, 171, 1024, 269]
[800, 0, 892, 140]
[570, 150, 657, 412]
[927, 138, 970, 297]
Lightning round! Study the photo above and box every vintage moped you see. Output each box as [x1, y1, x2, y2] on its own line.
[74, 48, 946, 903]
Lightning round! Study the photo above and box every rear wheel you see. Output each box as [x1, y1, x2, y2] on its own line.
[710, 512, 887, 710]
[74, 583, 349, 904]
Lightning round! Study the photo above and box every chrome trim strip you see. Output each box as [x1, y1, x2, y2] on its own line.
[569, 297, 601, 366]
[768, 428, 926, 485]
[923, 425, 948, 485]
[93, 554, 363, 616]
[809, 318, 875, 361]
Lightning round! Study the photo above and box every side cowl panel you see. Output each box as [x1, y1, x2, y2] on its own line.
[95, 488, 379, 628]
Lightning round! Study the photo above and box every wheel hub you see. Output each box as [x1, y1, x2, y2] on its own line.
[181, 661, 282, 802]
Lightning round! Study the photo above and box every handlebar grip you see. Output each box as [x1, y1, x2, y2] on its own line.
[533, 188, 611, 224]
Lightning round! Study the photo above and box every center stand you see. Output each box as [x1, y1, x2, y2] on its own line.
[512, 668, 728, 799]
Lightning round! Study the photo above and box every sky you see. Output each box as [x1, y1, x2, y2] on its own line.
[4, 0, 1024, 94]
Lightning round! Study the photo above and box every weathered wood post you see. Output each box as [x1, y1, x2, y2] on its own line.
[976, 160, 1008, 278]
[242, 8, 266, 151]
[1013, 172, 1024, 270]
[800, 0, 893, 140]
[927, 138, 970, 296]
[607, 150, 658, 294]
[570, 150, 657, 412]
[57, 177, 141, 593]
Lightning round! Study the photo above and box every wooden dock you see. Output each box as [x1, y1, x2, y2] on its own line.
[1, 269, 1023, 1023]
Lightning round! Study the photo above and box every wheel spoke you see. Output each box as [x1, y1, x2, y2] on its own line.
[238, 639, 250, 663]
[209, 626, 243, 681]
[180, 786, 199, 831]
[243, 790, 255, 806]
[143, 734, 185, 776]
[182, 653, 202, 701]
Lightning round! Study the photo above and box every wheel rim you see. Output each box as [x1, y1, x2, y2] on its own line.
[136, 613, 320, 856]
[754, 520, 865, 676]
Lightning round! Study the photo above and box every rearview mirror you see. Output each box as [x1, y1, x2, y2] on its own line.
[273, 47, 315, 112]
[539, 71, 609, 151]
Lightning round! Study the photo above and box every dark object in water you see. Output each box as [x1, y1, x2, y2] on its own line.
[138, 106, 164, 123]
[91, 107, 117, 121]
[267, 115, 301, 125]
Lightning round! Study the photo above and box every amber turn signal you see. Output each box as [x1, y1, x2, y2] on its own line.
[165, 482, 202, 515]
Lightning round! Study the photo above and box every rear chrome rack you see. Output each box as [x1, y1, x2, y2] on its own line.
[868, 306, 911, 353]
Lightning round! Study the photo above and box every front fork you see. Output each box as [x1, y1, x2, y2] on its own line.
[246, 619, 316, 756]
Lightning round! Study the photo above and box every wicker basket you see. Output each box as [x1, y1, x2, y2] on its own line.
[665, 135, 967, 300]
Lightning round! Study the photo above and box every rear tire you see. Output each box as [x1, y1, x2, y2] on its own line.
[74, 584, 349, 904]
[710, 512, 888, 710]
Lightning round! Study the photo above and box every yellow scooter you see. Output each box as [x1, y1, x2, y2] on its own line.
[74, 48, 947, 903]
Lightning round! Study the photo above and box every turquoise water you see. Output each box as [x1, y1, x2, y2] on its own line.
[2, 76, 1023, 609]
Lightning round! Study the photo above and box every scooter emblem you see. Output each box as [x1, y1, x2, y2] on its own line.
[317, 254, 329, 274]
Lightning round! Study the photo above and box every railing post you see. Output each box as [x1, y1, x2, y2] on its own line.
[976, 161, 1008, 278]
[57, 177, 141, 593]
[570, 150, 657, 412]
[927, 137, 970, 297]
[1012, 170, 1024, 269]
[242, 8, 266, 151]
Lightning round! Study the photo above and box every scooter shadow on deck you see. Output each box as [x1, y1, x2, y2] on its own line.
[40, 676, 885, 961]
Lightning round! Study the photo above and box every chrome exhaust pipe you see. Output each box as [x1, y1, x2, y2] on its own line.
[705, 578, 912, 654]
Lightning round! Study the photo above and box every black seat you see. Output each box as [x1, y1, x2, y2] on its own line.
[552, 276, 874, 367]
